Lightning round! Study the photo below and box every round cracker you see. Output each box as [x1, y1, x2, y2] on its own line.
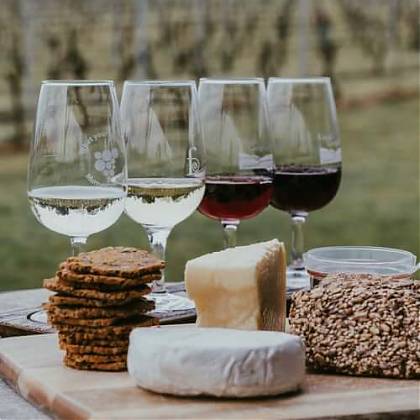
[58, 267, 161, 289]
[58, 334, 129, 348]
[65, 352, 125, 364]
[60, 342, 128, 355]
[44, 277, 151, 301]
[49, 295, 148, 308]
[64, 356, 126, 372]
[52, 315, 159, 338]
[49, 314, 142, 327]
[43, 300, 154, 319]
[65, 247, 164, 278]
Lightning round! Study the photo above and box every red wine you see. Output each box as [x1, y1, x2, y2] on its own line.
[271, 166, 341, 213]
[199, 176, 272, 221]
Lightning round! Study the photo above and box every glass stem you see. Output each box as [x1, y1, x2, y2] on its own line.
[70, 237, 87, 256]
[290, 212, 307, 269]
[221, 220, 239, 248]
[145, 227, 170, 293]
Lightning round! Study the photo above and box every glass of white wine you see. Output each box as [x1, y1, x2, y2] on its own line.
[28, 80, 127, 255]
[121, 80, 205, 311]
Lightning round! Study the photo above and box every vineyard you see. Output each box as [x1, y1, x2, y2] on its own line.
[0, 0, 418, 148]
[0, 0, 418, 290]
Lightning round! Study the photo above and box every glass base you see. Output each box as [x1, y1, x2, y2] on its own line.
[31, 309, 48, 324]
[286, 266, 311, 293]
[149, 291, 195, 315]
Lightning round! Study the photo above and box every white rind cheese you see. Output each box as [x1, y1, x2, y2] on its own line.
[128, 327, 305, 397]
[185, 240, 287, 331]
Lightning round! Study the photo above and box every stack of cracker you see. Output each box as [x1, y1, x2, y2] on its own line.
[43, 247, 163, 372]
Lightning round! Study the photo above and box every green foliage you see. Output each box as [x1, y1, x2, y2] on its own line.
[0, 99, 418, 291]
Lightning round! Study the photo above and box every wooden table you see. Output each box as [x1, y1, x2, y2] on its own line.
[0, 378, 49, 419]
[0, 289, 419, 419]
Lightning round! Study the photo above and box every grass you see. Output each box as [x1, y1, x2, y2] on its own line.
[0, 98, 418, 291]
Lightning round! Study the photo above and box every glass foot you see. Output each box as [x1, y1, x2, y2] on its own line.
[286, 267, 311, 294]
[149, 292, 195, 315]
[30, 309, 48, 324]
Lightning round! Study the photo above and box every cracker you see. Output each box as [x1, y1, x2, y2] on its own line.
[44, 277, 151, 301]
[58, 267, 160, 288]
[49, 313, 144, 327]
[59, 330, 129, 341]
[64, 356, 126, 372]
[59, 342, 128, 355]
[43, 300, 154, 319]
[65, 352, 126, 364]
[49, 295, 147, 308]
[65, 346, 127, 363]
[58, 334, 128, 348]
[53, 316, 159, 338]
[65, 247, 164, 278]
[53, 277, 153, 292]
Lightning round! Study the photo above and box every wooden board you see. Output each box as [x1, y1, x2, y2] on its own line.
[0, 286, 195, 337]
[0, 333, 418, 419]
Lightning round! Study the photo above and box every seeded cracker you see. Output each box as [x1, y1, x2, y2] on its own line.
[64, 357, 126, 372]
[60, 331, 131, 343]
[49, 295, 147, 308]
[64, 352, 126, 363]
[43, 300, 154, 319]
[57, 267, 161, 288]
[53, 276, 157, 292]
[44, 277, 151, 301]
[59, 342, 128, 355]
[49, 314, 145, 328]
[58, 334, 129, 348]
[65, 247, 165, 278]
[54, 316, 159, 338]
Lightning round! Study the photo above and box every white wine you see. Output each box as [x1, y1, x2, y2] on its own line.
[28, 186, 126, 237]
[125, 178, 205, 228]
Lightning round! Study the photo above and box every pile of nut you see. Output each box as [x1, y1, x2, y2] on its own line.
[289, 273, 419, 379]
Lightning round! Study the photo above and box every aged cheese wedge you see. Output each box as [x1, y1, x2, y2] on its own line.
[185, 239, 286, 331]
[128, 327, 305, 397]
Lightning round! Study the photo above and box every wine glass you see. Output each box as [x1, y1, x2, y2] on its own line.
[267, 77, 342, 290]
[198, 78, 273, 248]
[121, 80, 205, 311]
[28, 80, 126, 256]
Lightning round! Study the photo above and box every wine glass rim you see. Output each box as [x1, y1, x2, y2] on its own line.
[42, 80, 115, 86]
[268, 77, 331, 84]
[124, 80, 196, 87]
[304, 246, 417, 265]
[200, 77, 265, 84]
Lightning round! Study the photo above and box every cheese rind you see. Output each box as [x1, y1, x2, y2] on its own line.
[185, 240, 286, 331]
[128, 327, 305, 397]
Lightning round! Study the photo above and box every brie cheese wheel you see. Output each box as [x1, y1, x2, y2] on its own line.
[185, 239, 287, 331]
[128, 327, 305, 397]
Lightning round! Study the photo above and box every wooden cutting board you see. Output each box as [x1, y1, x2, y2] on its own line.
[0, 333, 418, 419]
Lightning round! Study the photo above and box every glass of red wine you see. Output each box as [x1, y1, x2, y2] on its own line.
[267, 77, 342, 290]
[198, 78, 273, 248]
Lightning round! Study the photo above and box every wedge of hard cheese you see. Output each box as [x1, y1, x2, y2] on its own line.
[128, 327, 305, 397]
[185, 239, 286, 331]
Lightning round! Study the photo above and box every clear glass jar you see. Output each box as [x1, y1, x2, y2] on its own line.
[304, 246, 418, 287]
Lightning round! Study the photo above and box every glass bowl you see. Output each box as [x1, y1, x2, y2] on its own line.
[304, 246, 418, 287]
